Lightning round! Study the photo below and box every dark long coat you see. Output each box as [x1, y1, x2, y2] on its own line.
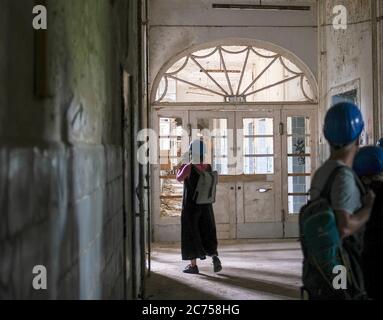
[181, 165, 218, 261]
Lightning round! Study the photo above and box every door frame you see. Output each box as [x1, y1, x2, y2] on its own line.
[151, 104, 318, 241]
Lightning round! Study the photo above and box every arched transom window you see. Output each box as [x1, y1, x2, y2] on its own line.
[155, 45, 316, 104]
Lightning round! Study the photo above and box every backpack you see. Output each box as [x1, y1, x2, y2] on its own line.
[299, 165, 367, 300]
[192, 165, 218, 205]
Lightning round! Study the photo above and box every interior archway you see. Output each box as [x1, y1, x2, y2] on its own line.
[151, 39, 319, 244]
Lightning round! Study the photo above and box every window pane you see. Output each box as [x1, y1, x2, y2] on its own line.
[159, 117, 183, 174]
[288, 195, 308, 214]
[159, 117, 184, 218]
[195, 118, 229, 175]
[288, 136, 311, 154]
[244, 157, 274, 174]
[213, 157, 228, 175]
[288, 156, 311, 174]
[212, 119, 228, 137]
[287, 116, 310, 135]
[242, 117, 274, 174]
[212, 137, 227, 157]
[286, 115, 312, 214]
[156, 78, 177, 102]
[211, 119, 228, 174]
[159, 117, 183, 136]
[244, 137, 274, 155]
[243, 118, 273, 135]
[288, 176, 310, 194]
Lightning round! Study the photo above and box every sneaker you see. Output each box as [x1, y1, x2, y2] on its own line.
[212, 256, 222, 273]
[183, 264, 199, 274]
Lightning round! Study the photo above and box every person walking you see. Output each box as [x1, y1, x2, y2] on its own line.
[176, 140, 222, 274]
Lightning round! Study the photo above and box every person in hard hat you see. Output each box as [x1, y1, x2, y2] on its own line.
[176, 139, 222, 274]
[353, 146, 383, 300]
[376, 137, 383, 148]
[305, 102, 375, 299]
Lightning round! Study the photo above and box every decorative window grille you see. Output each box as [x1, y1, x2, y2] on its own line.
[155, 45, 316, 103]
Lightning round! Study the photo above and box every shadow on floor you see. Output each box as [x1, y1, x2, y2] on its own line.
[221, 266, 301, 281]
[197, 272, 300, 299]
[145, 272, 221, 300]
[220, 247, 301, 253]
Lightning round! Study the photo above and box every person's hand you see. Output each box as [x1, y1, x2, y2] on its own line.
[363, 189, 376, 210]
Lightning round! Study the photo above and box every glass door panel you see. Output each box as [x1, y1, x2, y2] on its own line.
[286, 116, 311, 214]
[235, 110, 283, 239]
[282, 109, 317, 237]
[191, 113, 235, 175]
[158, 117, 185, 218]
[190, 111, 236, 239]
[243, 117, 274, 175]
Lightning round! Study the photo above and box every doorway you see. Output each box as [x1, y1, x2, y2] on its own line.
[150, 41, 318, 241]
[152, 106, 317, 240]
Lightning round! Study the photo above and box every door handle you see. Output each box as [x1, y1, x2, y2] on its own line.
[230, 186, 235, 190]
[237, 186, 242, 190]
[257, 188, 272, 193]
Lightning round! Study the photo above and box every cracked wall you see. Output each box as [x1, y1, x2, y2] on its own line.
[0, 0, 137, 299]
[318, 0, 379, 161]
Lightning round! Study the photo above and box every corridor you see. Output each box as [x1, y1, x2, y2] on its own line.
[1, 0, 383, 301]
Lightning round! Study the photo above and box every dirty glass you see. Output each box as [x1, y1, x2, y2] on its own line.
[159, 117, 183, 217]
[155, 46, 316, 103]
[195, 118, 229, 175]
[286, 116, 311, 214]
[243, 118, 274, 174]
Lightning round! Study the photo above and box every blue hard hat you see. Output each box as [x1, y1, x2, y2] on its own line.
[323, 102, 364, 147]
[377, 137, 383, 147]
[189, 139, 207, 155]
[353, 146, 383, 177]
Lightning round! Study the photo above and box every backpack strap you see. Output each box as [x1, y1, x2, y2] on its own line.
[320, 165, 347, 203]
[351, 170, 367, 196]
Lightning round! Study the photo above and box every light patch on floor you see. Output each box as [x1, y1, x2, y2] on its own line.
[145, 239, 303, 300]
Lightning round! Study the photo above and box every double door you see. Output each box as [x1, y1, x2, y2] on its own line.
[153, 106, 317, 240]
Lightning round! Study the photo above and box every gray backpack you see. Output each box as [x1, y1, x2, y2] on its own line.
[193, 166, 218, 204]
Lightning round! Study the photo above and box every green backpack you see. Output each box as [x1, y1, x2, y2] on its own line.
[299, 166, 366, 299]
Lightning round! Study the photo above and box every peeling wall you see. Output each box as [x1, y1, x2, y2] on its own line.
[319, 0, 375, 160]
[0, 0, 140, 300]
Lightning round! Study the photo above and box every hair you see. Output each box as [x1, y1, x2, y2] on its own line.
[330, 138, 359, 155]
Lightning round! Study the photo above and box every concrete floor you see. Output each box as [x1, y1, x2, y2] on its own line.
[145, 239, 303, 300]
